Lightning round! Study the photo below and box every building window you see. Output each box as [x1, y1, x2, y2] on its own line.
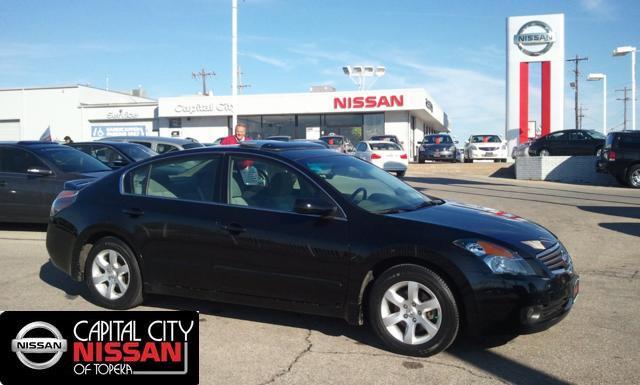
[323, 114, 363, 144]
[262, 115, 295, 139]
[297, 115, 321, 139]
[238, 116, 262, 140]
[168, 118, 182, 128]
[364, 113, 384, 139]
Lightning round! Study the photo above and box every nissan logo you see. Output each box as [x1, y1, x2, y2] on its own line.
[11, 321, 67, 370]
[513, 20, 555, 57]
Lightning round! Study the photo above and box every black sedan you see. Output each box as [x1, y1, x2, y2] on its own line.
[0, 141, 111, 223]
[418, 134, 458, 163]
[67, 141, 157, 169]
[528, 129, 605, 156]
[46, 140, 578, 356]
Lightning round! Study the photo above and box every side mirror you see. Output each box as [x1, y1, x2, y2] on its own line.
[294, 198, 337, 217]
[454, 140, 459, 144]
[26, 167, 53, 176]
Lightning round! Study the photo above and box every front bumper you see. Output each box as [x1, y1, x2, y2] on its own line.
[467, 149, 507, 160]
[467, 271, 579, 335]
[419, 150, 455, 160]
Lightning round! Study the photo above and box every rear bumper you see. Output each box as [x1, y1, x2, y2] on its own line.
[46, 217, 81, 280]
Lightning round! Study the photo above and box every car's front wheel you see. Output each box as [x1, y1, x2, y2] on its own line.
[368, 264, 459, 357]
[396, 170, 406, 178]
[627, 165, 640, 188]
[84, 236, 143, 309]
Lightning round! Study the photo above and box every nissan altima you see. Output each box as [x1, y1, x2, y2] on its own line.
[46, 140, 579, 357]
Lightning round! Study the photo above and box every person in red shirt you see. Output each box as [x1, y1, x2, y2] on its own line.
[220, 124, 251, 145]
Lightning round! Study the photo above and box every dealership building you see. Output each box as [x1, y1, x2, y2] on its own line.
[0, 85, 450, 159]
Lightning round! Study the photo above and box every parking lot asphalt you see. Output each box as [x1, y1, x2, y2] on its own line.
[1, 170, 639, 385]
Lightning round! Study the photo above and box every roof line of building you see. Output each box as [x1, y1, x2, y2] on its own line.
[79, 102, 158, 108]
[0, 83, 156, 102]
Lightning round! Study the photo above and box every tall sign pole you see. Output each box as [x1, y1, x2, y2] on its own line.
[231, 0, 238, 129]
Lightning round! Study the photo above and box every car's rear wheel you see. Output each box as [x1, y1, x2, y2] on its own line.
[396, 171, 406, 178]
[539, 148, 550, 156]
[368, 264, 459, 357]
[84, 236, 143, 309]
[627, 165, 640, 188]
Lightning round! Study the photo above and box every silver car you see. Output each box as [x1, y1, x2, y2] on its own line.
[98, 136, 204, 154]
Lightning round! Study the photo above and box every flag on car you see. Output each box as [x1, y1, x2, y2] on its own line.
[39, 126, 52, 141]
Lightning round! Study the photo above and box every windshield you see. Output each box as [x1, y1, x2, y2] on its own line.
[119, 144, 157, 161]
[33, 146, 111, 173]
[303, 155, 431, 214]
[586, 130, 606, 140]
[470, 135, 501, 143]
[320, 136, 344, 146]
[423, 135, 452, 144]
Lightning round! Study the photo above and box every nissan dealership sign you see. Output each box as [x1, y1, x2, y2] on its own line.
[513, 20, 555, 57]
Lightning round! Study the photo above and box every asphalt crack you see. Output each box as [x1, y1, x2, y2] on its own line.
[259, 329, 313, 385]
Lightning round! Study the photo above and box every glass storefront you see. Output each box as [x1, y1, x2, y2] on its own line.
[236, 113, 383, 144]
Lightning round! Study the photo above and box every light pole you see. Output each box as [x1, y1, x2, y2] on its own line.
[231, 0, 238, 129]
[342, 66, 386, 90]
[613, 46, 637, 130]
[587, 73, 607, 134]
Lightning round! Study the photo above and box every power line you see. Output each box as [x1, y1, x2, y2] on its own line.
[192, 68, 216, 95]
[616, 87, 631, 130]
[567, 55, 589, 130]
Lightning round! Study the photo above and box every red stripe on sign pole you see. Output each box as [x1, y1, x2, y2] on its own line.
[519, 62, 529, 144]
[541, 61, 551, 136]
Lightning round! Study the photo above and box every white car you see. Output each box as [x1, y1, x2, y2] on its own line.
[354, 140, 408, 177]
[464, 134, 508, 163]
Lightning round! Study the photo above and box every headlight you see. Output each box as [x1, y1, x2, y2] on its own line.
[454, 239, 535, 275]
[469, 145, 478, 151]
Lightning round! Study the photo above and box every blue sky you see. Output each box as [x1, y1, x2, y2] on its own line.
[1, 0, 638, 140]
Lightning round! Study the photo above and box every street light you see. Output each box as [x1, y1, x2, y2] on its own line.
[587, 73, 607, 134]
[613, 46, 637, 130]
[342, 65, 386, 90]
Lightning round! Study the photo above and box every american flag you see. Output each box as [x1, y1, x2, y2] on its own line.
[39, 126, 51, 141]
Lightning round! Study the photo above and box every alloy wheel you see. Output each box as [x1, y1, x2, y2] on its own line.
[380, 281, 442, 345]
[540, 149, 549, 156]
[91, 249, 130, 300]
[631, 169, 640, 187]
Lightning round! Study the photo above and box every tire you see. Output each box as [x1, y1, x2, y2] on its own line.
[627, 165, 640, 188]
[539, 148, 550, 156]
[84, 236, 143, 309]
[464, 158, 472, 163]
[493, 159, 500, 163]
[615, 174, 629, 186]
[396, 171, 406, 178]
[418, 158, 425, 164]
[501, 159, 507, 163]
[368, 264, 459, 357]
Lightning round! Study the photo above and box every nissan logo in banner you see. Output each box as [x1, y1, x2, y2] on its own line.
[513, 20, 555, 56]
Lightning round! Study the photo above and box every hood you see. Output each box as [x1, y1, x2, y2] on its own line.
[390, 201, 556, 256]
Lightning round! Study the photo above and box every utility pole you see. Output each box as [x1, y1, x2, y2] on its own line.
[616, 87, 631, 130]
[237, 65, 251, 94]
[192, 68, 216, 95]
[578, 105, 587, 130]
[567, 55, 589, 130]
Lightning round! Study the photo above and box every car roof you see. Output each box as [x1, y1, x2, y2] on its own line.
[362, 140, 401, 145]
[100, 136, 198, 144]
[0, 141, 63, 149]
[425, 133, 451, 136]
[70, 141, 142, 147]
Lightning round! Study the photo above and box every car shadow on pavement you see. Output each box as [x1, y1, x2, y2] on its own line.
[599, 222, 640, 237]
[577, 205, 640, 220]
[39, 261, 87, 300]
[0, 223, 48, 232]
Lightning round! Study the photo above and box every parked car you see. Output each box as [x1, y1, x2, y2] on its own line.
[319, 135, 355, 153]
[418, 134, 458, 163]
[527, 130, 605, 157]
[67, 141, 157, 169]
[266, 135, 292, 142]
[0, 141, 111, 223]
[370, 135, 403, 148]
[47, 140, 578, 357]
[464, 135, 508, 163]
[596, 130, 640, 188]
[355, 141, 408, 177]
[99, 136, 204, 154]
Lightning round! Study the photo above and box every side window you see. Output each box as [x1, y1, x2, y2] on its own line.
[228, 156, 328, 213]
[0, 148, 45, 173]
[92, 146, 125, 165]
[156, 143, 179, 154]
[124, 155, 220, 202]
[547, 132, 566, 141]
[356, 143, 367, 152]
[569, 132, 588, 141]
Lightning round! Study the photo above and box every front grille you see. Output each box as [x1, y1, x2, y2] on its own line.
[482, 147, 499, 151]
[536, 243, 572, 274]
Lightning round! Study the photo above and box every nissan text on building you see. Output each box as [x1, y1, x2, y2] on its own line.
[506, 13, 565, 154]
[158, 88, 449, 159]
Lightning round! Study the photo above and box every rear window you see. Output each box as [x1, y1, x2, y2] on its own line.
[369, 142, 401, 151]
[423, 135, 452, 144]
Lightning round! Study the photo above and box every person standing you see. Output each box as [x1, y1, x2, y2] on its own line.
[63, 136, 73, 144]
[220, 124, 250, 145]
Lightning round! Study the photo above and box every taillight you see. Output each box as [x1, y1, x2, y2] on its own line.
[607, 150, 616, 161]
[400, 153, 408, 159]
[371, 153, 382, 159]
[50, 190, 78, 216]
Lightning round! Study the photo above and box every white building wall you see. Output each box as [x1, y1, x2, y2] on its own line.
[158, 116, 229, 143]
[384, 110, 410, 151]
